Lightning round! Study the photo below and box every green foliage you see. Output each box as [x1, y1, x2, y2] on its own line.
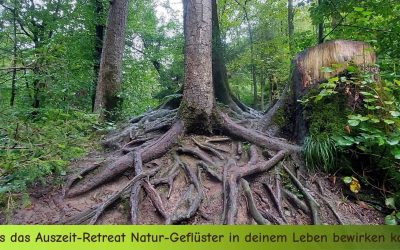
[0, 107, 98, 199]
[309, 0, 400, 74]
[301, 85, 348, 172]
[302, 65, 400, 194]
[308, 69, 400, 161]
[384, 197, 400, 225]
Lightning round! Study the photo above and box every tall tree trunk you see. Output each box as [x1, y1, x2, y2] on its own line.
[94, 0, 129, 120]
[250, 29, 257, 108]
[260, 70, 265, 110]
[268, 74, 274, 104]
[317, 0, 324, 44]
[235, 0, 257, 108]
[10, 1, 17, 106]
[211, 0, 235, 107]
[288, 0, 294, 55]
[91, 0, 105, 112]
[180, 0, 214, 133]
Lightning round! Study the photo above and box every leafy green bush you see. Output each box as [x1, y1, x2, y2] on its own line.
[0, 108, 99, 199]
[301, 64, 400, 194]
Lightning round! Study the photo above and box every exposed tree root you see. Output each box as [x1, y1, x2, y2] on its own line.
[130, 150, 143, 224]
[262, 182, 287, 224]
[313, 181, 345, 225]
[166, 163, 203, 224]
[66, 120, 184, 197]
[143, 180, 168, 219]
[62, 160, 103, 197]
[151, 153, 182, 198]
[62, 167, 160, 225]
[283, 165, 320, 224]
[218, 112, 301, 152]
[224, 150, 286, 224]
[58, 107, 349, 225]
[192, 138, 225, 160]
[281, 188, 310, 214]
[241, 179, 270, 225]
[176, 146, 214, 166]
[198, 161, 222, 182]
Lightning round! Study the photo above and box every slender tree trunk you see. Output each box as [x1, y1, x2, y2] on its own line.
[288, 0, 294, 55]
[10, 2, 17, 106]
[260, 71, 265, 110]
[242, 3, 256, 108]
[250, 30, 257, 108]
[269, 74, 273, 104]
[233, 0, 256, 107]
[94, 0, 129, 120]
[318, 0, 324, 44]
[91, 0, 105, 112]
[32, 41, 43, 109]
[211, 0, 234, 106]
[180, 0, 214, 133]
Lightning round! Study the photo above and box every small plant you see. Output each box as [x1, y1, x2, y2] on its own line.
[342, 176, 361, 194]
[384, 197, 400, 225]
[303, 135, 337, 172]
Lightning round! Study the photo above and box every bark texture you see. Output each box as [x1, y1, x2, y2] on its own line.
[317, 0, 324, 44]
[91, 0, 106, 112]
[93, 0, 129, 120]
[180, 0, 214, 132]
[211, 0, 234, 106]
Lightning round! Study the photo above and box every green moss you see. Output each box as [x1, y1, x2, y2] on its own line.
[301, 88, 350, 172]
[272, 106, 286, 128]
[304, 88, 349, 139]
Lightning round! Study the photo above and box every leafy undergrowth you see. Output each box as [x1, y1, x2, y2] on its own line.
[0, 107, 101, 213]
[301, 66, 400, 224]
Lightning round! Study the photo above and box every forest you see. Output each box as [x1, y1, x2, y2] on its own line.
[0, 0, 399, 225]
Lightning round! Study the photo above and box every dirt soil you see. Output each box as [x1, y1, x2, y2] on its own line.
[5, 135, 384, 225]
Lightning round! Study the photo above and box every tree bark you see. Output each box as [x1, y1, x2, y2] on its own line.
[180, 0, 214, 133]
[10, 1, 17, 106]
[317, 0, 324, 44]
[93, 0, 129, 120]
[91, 0, 106, 112]
[211, 0, 233, 106]
[260, 70, 265, 110]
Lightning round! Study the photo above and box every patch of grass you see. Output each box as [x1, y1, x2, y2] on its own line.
[303, 135, 337, 172]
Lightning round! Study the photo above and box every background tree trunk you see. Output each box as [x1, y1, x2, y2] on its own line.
[212, 0, 233, 106]
[234, 0, 256, 108]
[260, 70, 265, 110]
[180, 0, 214, 133]
[317, 0, 324, 44]
[10, 1, 17, 107]
[93, 0, 129, 120]
[91, 0, 106, 112]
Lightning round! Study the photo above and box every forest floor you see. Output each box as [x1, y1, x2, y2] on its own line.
[5, 133, 384, 225]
